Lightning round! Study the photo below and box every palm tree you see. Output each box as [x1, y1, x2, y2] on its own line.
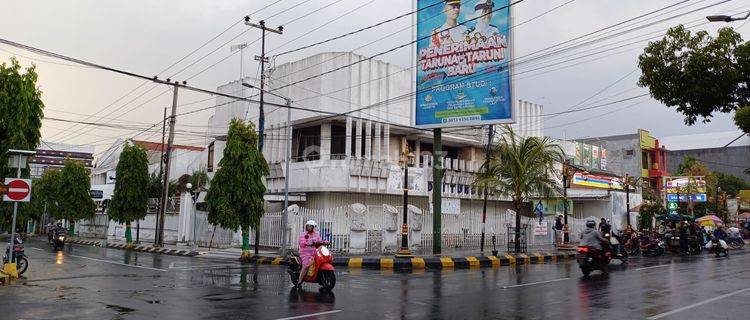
[474, 126, 564, 253]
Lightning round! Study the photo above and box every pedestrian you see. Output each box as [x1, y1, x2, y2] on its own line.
[554, 215, 564, 245]
[679, 221, 688, 254]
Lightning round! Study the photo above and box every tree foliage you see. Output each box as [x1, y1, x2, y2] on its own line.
[474, 126, 563, 253]
[0, 57, 45, 175]
[638, 25, 750, 125]
[108, 142, 150, 224]
[20, 170, 62, 223]
[677, 156, 718, 199]
[638, 202, 665, 231]
[715, 172, 749, 197]
[205, 119, 268, 257]
[58, 159, 96, 222]
[735, 106, 750, 135]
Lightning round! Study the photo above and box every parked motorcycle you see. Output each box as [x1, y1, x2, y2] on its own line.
[727, 237, 745, 249]
[687, 235, 702, 255]
[576, 244, 613, 276]
[624, 232, 641, 256]
[3, 236, 28, 275]
[287, 241, 336, 291]
[639, 236, 666, 257]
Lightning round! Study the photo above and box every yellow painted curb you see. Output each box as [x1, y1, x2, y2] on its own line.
[440, 257, 455, 268]
[504, 254, 516, 264]
[550, 254, 557, 263]
[348, 258, 363, 268]
[466, 257, 480, 268]
[534, 252, 544, 263]
[411, 258, 426, 269]
[518, 254, 530, 264]
[488, 256, 500, 267]
[380, 258, 394, 269]
[256, 257, 267, 263]
[271, 257, 283, 265]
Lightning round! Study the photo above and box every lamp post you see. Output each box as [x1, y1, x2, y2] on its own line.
[396, 149, 415, 258]
[186, 183, 200, 252]
[707, 11, 750, 22]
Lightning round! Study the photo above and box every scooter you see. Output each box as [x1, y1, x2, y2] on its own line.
[287, 241, 336, 291]
[639, 236, 666, 257]
[624, 232, 641, 255]
[727, 237, 745, 249]
[3, 236, 29, 275]
[576, 243, 613, 276]
[53, 230, 66, 251]
[605, 230, 628, 261]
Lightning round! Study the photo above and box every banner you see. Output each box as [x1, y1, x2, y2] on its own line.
[665, 176, 707, 202]
[582, 144, 592, 168]
[415, 0, 513, 128]
[591, 146, 600, 170]
[572, 172, 624, 190]
[600, 147, 607, 170]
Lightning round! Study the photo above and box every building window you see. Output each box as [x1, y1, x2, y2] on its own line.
[207, 142, 215, 172]
[642, 151, 649, 170]
[624, 149, 634, 157]
[331, 124, 346, 160]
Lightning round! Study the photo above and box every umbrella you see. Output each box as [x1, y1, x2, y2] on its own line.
[696, 215, 722, 223]
[738, 212, 750, 219]
[656, 213, 685, 221]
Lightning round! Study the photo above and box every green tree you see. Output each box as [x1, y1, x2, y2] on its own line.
[37, 170, 63, 220]
[0, 57, 45, 228]
[58, 159, 96, 235]
[474, 126, 563, 253]
[715, 172, 749, 196]
[735, 106, 750, 134]
[638, 202, 665, 231]
[205, 119, 268, 260]
[638, 25, 750, 126]
[108, 143, 150, 247]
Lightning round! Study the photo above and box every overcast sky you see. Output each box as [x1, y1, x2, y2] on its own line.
[1, 0, 747, 155]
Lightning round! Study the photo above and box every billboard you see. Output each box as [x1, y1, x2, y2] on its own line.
[572, 173, 624, 190]
[415, 0, 512, 128]
[664, 176, 707, 202]
[591, 146, 600, 169]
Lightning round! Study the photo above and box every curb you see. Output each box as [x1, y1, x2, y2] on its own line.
[67, 239, 199, 257]
[245, 252, 577, 270]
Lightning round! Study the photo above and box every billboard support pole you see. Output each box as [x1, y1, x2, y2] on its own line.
[432, 128, 442, 255]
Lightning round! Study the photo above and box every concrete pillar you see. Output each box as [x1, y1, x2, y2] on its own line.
[365, 121, 372, 160]
[408, 205, 423, 252]
[384, 124, 391, 162]
[355, 119, 363, 159]
[374, 122, 382, 161]
[345, 117, 353, 160]
[321, 121, 332, 161]
[348, 203, 368, 254]
[382, 204, 399, 253]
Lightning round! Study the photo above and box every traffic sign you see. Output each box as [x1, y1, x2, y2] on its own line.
[667, 202, 678, 210]
[3, 178, 31, 202]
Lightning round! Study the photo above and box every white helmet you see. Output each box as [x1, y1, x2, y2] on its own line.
[305, 220, 317, 228]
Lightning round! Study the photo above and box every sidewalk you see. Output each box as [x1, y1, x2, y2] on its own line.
[67, 237, 200, 257]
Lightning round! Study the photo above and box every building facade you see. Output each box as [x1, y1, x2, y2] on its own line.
[661, 131, 750, 184]
[29, 141, 94, 178]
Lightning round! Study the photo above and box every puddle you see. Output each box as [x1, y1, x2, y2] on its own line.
[146, 300, 161, 304]
[106, 304, 136, 314]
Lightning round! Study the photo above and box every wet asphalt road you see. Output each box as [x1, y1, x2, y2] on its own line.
[1, 240, 749, 320]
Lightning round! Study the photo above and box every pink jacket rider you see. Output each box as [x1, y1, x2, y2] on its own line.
[298, 231, 322, 266]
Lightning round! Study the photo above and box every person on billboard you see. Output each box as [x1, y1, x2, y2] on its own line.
[469, 0, 501, 41]
[431, 0, 469, 47]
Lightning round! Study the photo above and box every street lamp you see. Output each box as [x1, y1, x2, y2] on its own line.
[396, 148, 416, 258]
[186, 182, 200, 252]
[707, 11, 750, 22]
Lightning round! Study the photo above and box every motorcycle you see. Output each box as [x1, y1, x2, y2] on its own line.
[624, 232, 641, 255]
[639, 235, 666, 257]
[53, 230, 67, 251]
[3, 236, 29, 275]
[604, 230, 628, 261]
[710, 238, 729, 257]
[287, 241, 336, 291]
[727, 237, 745, 249]
[576, 244, 613, 276]
[687, 235, 703, 255]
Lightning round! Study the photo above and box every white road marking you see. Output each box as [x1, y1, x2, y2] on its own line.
[647, 287, 750, 320]
[67, 253, 167, 272]
[635, 264, 670, 271]
[501, 277, 569, 289]
[169, 263, 239, 270]
[273, 310, 342, 320]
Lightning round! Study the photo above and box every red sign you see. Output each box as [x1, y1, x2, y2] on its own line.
[3, 178, 31, 202]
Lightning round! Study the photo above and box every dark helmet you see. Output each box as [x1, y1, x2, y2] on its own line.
[586, 220, 596, 228]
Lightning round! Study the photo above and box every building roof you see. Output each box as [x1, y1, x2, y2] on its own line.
[132, 140, 205, 152]
[660, 131, 749, 151]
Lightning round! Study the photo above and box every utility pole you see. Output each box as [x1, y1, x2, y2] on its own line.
[281, 98, 292, 256]
[625, 174, 631, 228]
[480, 125, 493, 254]
[432, 128, 443, 255]
[154, 107, 167, 244]
[245, 16, 282, 255]
[157, 81, 182, 246]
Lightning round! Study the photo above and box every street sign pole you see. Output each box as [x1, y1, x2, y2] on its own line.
[9, 155, 21, 267]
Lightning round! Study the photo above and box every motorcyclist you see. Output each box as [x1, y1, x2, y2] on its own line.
[727, 225, 742, 245]
[53, 222, 67, 236]
[581, 220, 611, 271]
[706, 224, 729, 251]
[296, 220, 322, 286]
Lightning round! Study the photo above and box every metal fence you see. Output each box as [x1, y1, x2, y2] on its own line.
[251, 204, 560, 254]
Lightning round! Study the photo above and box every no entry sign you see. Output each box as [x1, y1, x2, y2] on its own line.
[3, 178, 32, 202]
